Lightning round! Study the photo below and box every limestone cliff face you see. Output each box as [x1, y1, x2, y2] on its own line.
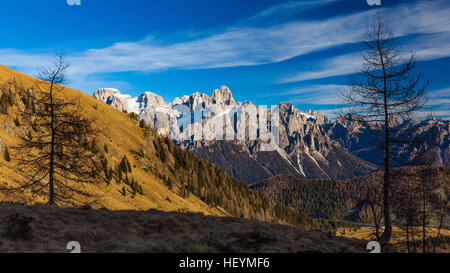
[138, 92, 165, 108]
[93, 88, 132, 113]
[278, 103, 332, 154]
[211, 86, 235, 106]
[93, 88, 120, 102]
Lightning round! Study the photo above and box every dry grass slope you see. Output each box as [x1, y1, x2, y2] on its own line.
[0, 203, 366, 253]
[0, 64, 222, 214]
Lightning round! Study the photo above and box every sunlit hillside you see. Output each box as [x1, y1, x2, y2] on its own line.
[0, 64, 323, 231]
[0, 64, 223, 214]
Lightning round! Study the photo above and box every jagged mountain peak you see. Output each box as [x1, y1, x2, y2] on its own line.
[93, 88, 121, 102]
[138, 92, 166, 107]
[184, 92, 211, 110]
[278, 102, 331, 125]
[211, 85, 235, 106]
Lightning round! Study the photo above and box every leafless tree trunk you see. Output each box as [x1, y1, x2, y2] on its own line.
[422, 176, 427, 253]
[411, 224, 417, 253]
[340, 15, 428, 244]
[432, 206, 446, 253]
[369, 201, 383, 241]
[405, 219, 411, 253]
[1, 52, 103, 205]
[364, 176, 384, 241]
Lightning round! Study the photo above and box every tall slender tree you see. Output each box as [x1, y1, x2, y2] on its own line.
[3, 53, 102, 205]
[340, 15, 428, 243]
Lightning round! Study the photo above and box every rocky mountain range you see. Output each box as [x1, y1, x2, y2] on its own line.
[93, 87, 377, 184]
[94, 86, 449, 184]
[326, 115, 450, 166]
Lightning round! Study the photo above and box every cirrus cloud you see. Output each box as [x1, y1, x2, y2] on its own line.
[1, 0, 450, 94]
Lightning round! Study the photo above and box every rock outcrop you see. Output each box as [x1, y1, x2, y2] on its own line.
[211, 86, 235, 106]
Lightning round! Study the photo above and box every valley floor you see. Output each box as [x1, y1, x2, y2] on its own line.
[0, 203, 366, 253]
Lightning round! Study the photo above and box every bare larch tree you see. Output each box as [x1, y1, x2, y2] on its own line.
[340, 15, 428, 244]
[5, 53, 102, 205]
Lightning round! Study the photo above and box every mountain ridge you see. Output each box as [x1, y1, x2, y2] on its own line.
[94, 87, 376, 184]
[326, 115, 450, 166]
[94, 86, 449, 185]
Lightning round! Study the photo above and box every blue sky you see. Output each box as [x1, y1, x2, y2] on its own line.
[0, 0, 449, 118]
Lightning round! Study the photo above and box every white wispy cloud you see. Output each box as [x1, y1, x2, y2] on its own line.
[72, 0, 450, 78]
[1, 0, 450, 92]
[260, 84, 347, 105]
[0, 49, 52, 74]
[278, 53, 362, 83]
[279, 30, 450, 83]
[428, 87, 450, 116]
[277, 0, 450, 83]
[285, 84, 348, 105]
[236, 0, 342, 26]
[429, 88, 450, 98]
[0, 1, 372, 90]
[66, 0, 81, 6]
[65, 9, 371, 77]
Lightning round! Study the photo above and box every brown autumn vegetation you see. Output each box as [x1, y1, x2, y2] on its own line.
[253, 166, 450, 252]
[0, 202, 366, 253]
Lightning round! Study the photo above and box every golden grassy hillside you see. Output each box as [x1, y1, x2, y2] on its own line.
[0, 65, 325, 232]
[0, 64, 222, 215]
